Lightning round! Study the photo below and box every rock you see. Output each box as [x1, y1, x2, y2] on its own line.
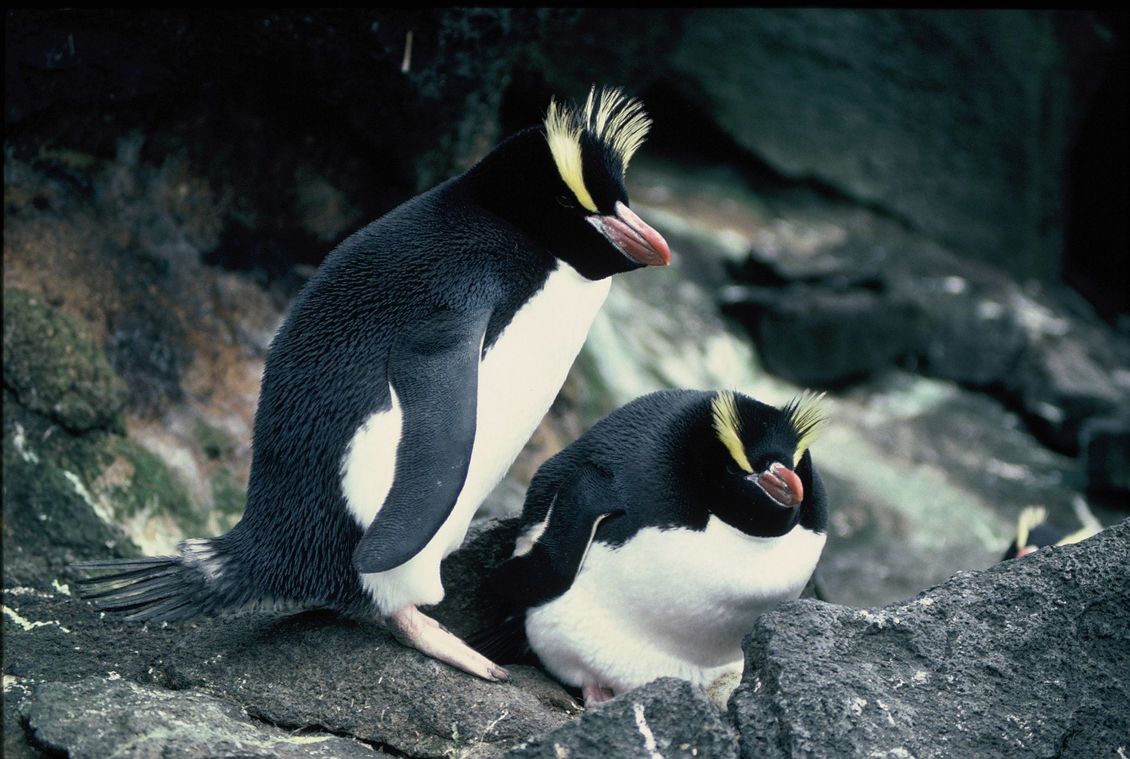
[670, 9, 1113, 282]
[724, 284, 922, 387]
[1007, 329, 1123, 454]
[21, 677, 383, 758]
[434, 517, 523, 638]
[505, 678, 739, 759]
[2, 394, 139, 588]
[2, 288, 127, 433]
[904, 278, 1029, 387]
[1080, 411, 1130, 499]
[730, 519, 1130, 758]
[161, 613, 576, 758]
[722, 224, 1130, 458]
[2, 534, 577, 759]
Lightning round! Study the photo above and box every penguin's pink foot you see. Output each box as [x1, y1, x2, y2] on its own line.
[389, 605, 509, 682]
[582, 681, 616, 706]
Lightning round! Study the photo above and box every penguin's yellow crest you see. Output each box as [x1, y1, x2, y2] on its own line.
[1015, 506, 1047, 551]
[783, 391, 828, 466]
[711, 391, 753, 473]
[544, 86, 651, 215]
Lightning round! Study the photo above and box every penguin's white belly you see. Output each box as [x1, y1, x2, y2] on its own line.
[525, 518, 826, 692]
[344, 262, 610, 613]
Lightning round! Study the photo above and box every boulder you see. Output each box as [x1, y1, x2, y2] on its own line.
[2, 582, 578, 759]
[731, 518, 1130, 758]
[721, 231, 1130, 456]
[1080, 411, 1130, 499]
[1007, 328, 1123, 453]
[724, 284, 922, 387]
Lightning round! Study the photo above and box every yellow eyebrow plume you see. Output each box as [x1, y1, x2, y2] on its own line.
[1015, 506, 1047, 550]
[545, 97, 597, 213]
[711, 391, 753, 473]
[783, 391, 828, 466]
[544, 86, 651, 214]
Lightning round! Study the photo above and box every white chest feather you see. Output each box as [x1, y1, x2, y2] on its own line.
[525, 518, 826, 692]
[341, 262, 609, 612]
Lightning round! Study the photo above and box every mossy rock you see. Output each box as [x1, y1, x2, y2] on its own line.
[2, 289, 127, 433]
[60, 432, 207, 547]
[2, 394, 138, 587]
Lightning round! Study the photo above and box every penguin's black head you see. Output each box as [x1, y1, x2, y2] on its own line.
[464, 86, 671, 280]
[698, 391, 827, 538]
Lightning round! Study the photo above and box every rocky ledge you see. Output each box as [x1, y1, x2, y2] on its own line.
[4, 517, 1126, 758]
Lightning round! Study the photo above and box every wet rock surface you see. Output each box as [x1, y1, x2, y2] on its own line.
[731, 519, 1130, 759]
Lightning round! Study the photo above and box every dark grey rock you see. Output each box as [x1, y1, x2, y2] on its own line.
[671, 9, 1112, 281]
[905, 280, 1029, 387]
[165, 612, 575, 758]
[1080, 411, 1130, 498]
[505, 678, 739, 759]
[3, 536, 577, 759]
[724, 284, 922, 386]
[434, 517, 523, 639]
[1008, 331, 1123, 453]
[731, 519, 1130, 759]
[722, 225, 1130, 457]
[22, 677, 383, 758]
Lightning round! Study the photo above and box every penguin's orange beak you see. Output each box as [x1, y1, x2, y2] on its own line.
[587, 201, 671, 266]
[751, 462, 804, 508]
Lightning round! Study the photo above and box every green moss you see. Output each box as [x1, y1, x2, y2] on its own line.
[2, 289, 127, 432]
[2, 394, 139, 574]
[60, 432, 205, 537]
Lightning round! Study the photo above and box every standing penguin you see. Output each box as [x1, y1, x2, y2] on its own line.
[74, 87, 671, 682]
[473, 389, 828, 703]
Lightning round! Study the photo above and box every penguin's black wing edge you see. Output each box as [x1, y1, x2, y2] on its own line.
[469, 465, 623, 661]
[353, 306, 491, 574]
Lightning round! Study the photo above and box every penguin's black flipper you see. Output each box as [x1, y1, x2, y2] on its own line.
[353, 307, 492, 574]
[470, 465, 623, 662]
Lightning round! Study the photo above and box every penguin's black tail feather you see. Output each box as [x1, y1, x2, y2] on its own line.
[466, 614, 533, 666]
[72, 539, 249, 623]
